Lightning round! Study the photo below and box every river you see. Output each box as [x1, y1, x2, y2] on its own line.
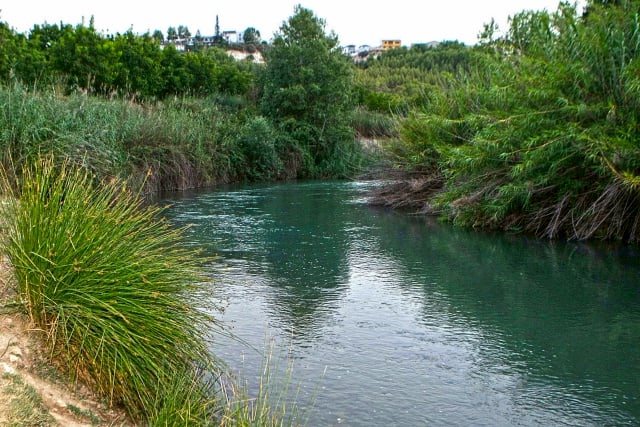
[161, 181, 640, 426]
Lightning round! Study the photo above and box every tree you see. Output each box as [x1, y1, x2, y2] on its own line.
[243, 27, 261, 44]
[177, 25, 190, 39]
[152, 29, 164, 43]
[0, 22, 19, 80]
[260, 5, 356, 176]
[213, 15, 223, 44]
[113, 30, 163, 97]
[167, 26, 177, 41]
[49, 23, 117, 92]
[159, 44, 191, 95]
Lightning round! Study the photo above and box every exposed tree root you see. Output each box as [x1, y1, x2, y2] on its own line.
[525, 180, 640, 242]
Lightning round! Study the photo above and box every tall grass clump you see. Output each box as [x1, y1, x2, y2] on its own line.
[351, 106, 399, 139]
[0, 156, 222, 423]
[0, 85, 236, 190]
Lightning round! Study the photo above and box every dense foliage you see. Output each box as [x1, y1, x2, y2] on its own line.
[0, 7, 366, 183]
[260, 6, 362, 177]
[365, 0, 640, 242]
[0, 85, 262, 190]
[0, 20, 253, 98]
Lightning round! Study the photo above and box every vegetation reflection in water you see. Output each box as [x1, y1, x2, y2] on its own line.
[162, 181, 640, 426]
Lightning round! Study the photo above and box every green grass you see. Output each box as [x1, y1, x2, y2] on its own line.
[66, 403, 102, 425]
[2, 372, 56, 427]
[218, 339, 312, 427]
[0, 155, 307, 425]
[351, 106, 398, 139]
[0, 156, 223, 423]
[0, 85, 241, 191]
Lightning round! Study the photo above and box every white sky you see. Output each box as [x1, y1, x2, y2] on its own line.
[2, 1, 585, 46]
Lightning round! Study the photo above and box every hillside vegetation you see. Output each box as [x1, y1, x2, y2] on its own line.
[0, 6, 365, 190]
[361, 0, 640, 242]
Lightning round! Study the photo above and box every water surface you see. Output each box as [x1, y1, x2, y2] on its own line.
[162, 181, 640, 426]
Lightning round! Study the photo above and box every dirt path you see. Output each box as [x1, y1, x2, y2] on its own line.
[0, 255, 131, 426]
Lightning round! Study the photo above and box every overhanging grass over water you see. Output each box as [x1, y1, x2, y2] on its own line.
[0, 157, 222, 423]
[0, 156, 305, 425]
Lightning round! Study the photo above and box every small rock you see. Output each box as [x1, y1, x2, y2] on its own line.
[1, 362, 14, 374]
[8, 347, 22, 364]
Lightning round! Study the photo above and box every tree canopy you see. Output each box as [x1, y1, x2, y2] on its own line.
[260, 5, 357, 176]
[243, 27, 261, 44]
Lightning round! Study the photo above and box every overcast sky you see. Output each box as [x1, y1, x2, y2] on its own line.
[2, 1, 585, 46]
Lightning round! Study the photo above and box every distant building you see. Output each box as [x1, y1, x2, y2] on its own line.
[162, 30, 242, 50]
[343, 44, 356, 55]
[160, 33, 263, 63]
[222, 30, 241, 44]
[381, 39, 401, 50]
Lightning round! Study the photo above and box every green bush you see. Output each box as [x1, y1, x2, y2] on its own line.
[378, 1, 640, 241]
[236, 116, 283, 180]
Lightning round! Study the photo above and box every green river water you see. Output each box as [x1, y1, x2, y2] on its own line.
[162, 181, 640, 426]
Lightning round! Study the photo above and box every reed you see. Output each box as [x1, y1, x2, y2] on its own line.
[218, 338, 310, 427]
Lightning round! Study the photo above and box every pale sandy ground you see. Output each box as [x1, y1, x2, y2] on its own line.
[0, 255, 131, 426]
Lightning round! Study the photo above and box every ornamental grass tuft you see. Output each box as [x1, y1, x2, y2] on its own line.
[0, 156, 222, 423]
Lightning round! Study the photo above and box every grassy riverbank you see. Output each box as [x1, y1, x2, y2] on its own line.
[0, 84, 282, 192]
[359, 1, 640, 242]
[0, 156, 298, 425]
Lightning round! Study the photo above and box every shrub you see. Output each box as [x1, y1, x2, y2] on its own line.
[236, 116, 283, 180]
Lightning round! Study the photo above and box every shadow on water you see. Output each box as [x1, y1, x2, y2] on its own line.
[161, 181, 640, 425]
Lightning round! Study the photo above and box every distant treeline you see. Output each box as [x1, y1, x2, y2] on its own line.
[0, 20, 254, 98]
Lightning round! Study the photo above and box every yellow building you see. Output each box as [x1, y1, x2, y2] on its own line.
[381, 40, 401, 50]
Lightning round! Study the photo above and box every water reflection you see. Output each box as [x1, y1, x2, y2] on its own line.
[363, 211, 640, 422]
[162, 181, 640, 426]
[258, 184, 352, 332]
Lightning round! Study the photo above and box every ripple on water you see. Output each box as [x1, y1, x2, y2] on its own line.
[162, 182, 640, 427]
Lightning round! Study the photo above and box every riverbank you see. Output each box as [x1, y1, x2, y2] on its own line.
[0, 255, 131, 426]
